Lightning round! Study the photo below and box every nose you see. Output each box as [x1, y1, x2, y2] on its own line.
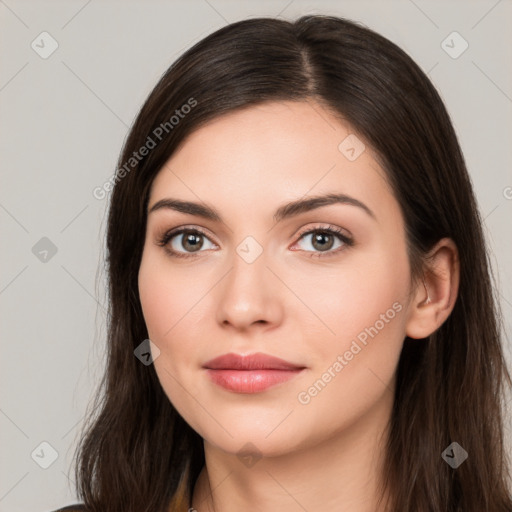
[215, 249, 284, 332]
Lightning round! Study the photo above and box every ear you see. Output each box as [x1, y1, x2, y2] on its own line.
[405, 238, 460, 339]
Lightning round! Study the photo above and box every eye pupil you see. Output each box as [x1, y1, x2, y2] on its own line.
[312, 232, 334, 251]
[182, 231, 203, 252]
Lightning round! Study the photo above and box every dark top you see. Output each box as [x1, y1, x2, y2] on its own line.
[50, 506, 86, 512]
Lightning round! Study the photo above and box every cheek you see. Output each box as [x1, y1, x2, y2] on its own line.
[138, 250, 216, 390]
[290, 243, 409, 350]
[295, 240, 410, 410]
[138, 250, 202, 341]
[138, 263, 169, 340]
[138, 253, 205, 416]
[292, 265, 407, 441]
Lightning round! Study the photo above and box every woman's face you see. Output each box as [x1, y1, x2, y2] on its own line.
[138, 100, 414, 457]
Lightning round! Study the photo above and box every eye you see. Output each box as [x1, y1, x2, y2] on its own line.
[156, 226, 216, 258]
[292, 225, 354, 258]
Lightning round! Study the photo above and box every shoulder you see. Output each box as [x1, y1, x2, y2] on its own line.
[49, 505, 87, 512]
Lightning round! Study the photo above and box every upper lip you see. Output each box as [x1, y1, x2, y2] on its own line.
[203, 352, 305, 371]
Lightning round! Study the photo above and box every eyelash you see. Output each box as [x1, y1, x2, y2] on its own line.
[156, 224, 354, 260]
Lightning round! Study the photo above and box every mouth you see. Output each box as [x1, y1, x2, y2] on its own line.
[203, 352, 306, 393]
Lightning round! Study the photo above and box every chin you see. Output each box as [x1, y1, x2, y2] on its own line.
[191, 413, 308, 457]
[206, 432, 299, 460]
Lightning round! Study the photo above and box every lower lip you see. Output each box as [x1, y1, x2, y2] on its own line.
[205, 369, 304, 393]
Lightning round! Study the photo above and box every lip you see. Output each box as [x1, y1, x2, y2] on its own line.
[203, 352, 306, 393]
[203, 352, 304, 371]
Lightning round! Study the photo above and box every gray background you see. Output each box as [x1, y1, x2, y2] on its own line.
[1, 0, 511, 510]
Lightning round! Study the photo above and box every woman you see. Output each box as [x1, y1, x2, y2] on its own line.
[55, 14, 512, 512]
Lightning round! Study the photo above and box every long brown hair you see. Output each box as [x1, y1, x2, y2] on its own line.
[73, 15, 512, 511]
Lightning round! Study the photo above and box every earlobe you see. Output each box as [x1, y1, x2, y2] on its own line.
[405, 238, 460, 340]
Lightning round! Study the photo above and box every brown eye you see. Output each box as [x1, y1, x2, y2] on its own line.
[157, 227, 216, 258]
[178, 231, 204, 252]
[310, 231, 336, 251]
[294, 225, 354, 258]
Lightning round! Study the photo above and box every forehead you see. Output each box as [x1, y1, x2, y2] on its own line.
[149, 100, 398, 225]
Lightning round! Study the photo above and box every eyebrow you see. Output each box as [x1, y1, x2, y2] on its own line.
[148, 193, 376, 224]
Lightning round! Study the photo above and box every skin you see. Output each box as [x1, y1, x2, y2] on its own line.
[138, 100, 459, 512]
